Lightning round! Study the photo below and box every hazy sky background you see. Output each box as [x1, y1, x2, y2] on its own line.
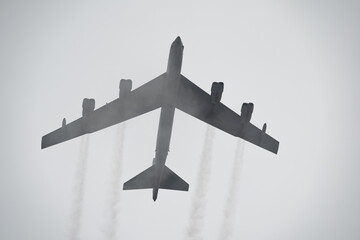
[1, 1, 359, 240]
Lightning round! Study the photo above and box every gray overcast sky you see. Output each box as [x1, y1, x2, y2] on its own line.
[1, 1, 359, 240]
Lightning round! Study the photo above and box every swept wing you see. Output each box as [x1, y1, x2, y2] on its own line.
[41, 73, 166, 149]
[176, 75, 279, 154]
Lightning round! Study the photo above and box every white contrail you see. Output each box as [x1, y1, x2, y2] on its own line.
[70, 135, 90, 240]
[185, 125, 215, 240]
[218, 139, 245, 240]
[104, 123, 126, 240]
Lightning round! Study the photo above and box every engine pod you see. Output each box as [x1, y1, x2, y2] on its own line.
[211, 82, 224, 104]
[119, 79, 132, 98]
[241, 102, 254, 122]
[82, 98, 95, 117]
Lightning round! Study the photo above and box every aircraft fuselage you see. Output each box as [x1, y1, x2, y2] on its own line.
[152, 37, 184, 201]
[41, 36, 279, 202]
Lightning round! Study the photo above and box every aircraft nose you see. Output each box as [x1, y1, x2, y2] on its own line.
[173, 36, 183, 47]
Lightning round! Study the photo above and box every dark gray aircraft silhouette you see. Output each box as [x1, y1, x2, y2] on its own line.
[42, 37, 279, 201]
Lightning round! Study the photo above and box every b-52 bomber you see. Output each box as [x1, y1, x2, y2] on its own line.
[42, 37, 279, 201]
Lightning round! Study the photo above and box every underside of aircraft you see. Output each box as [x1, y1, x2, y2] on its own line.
[41, 37, 279, 201]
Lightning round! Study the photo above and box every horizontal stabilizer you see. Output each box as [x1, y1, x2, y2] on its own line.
[123, 165, 189, 191]
[123, 165, 154, 190]
[160, 166, 189, 191]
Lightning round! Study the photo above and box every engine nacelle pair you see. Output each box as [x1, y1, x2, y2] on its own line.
[119, 79, 132, 98]
[82, 98, 95, 117]
[211, 82, 224, 104]
[241, 102, 254, 122]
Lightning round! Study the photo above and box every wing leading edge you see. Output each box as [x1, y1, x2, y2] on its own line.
[41, 73, 166, 149]
[175, 75, 279, 154]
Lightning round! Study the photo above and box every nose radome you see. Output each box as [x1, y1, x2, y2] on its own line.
[173, 36, 183, 46]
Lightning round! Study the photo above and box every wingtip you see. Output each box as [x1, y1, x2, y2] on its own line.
[273, 142, 280, 154]
[41, 136, 46, 149]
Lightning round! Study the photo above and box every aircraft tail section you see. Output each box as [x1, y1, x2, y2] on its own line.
[160, 166, 189, 191]
[123, 165, 189, 191]
[123, 165, 154, 190]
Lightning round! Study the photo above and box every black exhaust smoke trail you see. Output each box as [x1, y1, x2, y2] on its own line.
[185, 125, 215, 240]
[218, 139, 245, 240]
[70, 135, 90, 240]
[104, 123, 126, 240]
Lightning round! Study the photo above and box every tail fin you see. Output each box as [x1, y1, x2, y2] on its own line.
[123, 165, 189, 191]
